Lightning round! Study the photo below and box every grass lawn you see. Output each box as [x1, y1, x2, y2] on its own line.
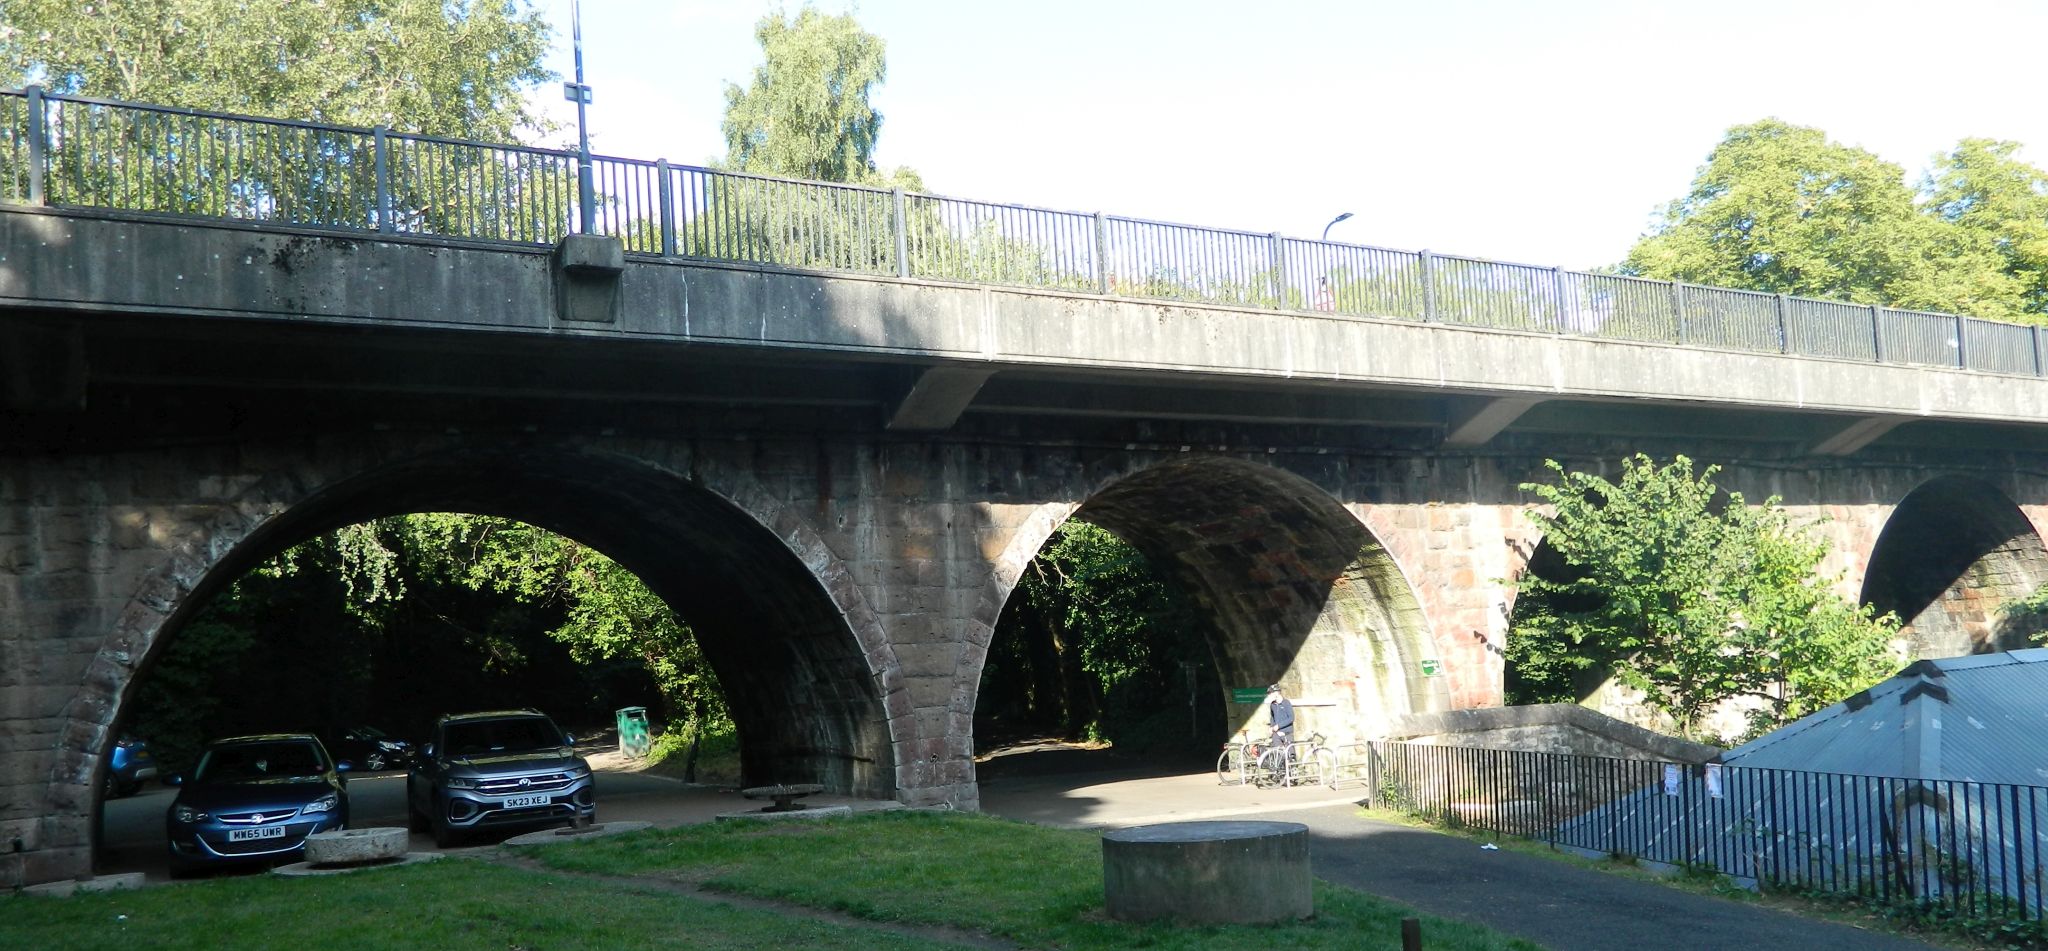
[0, 859, 961, 951]
[529, 810, 1547, 950]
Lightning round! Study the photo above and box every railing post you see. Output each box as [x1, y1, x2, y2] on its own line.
[1093, 211, 1111, 295]
[372, 125, 393, 234]
[1954, 314, 1969, 369]
[656, 159, 676, 256]
[1550, 266, 1568, 333]
[1670, 281, 1688, 344]
[2033, 326, 2044, 377]
[1420, 250, 1439, 322]
[24, 84, 46, 205]
[889, 187, 909, 278]
[1870, 305, 1886, 364]
[1267, 232, 1286, 309]
[1774, 293, 1791, 353]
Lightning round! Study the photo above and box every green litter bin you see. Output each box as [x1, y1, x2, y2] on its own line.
[616, 706, 651, 759]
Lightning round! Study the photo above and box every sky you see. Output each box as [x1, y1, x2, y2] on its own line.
[530, 0, 2048, 271]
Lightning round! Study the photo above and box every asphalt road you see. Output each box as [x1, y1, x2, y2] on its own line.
[974, 750, 1938, 951]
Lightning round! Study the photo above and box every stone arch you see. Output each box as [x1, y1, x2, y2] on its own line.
[966, 455, 1445, 748]
[58, 440, 900, 868]
[1861, 476, 2048, 659]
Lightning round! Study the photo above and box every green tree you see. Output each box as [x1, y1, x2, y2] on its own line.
[979, 522, 1214, 752]
[720, 6, 898, 185]
[1924, 139, 2048, 318]
[2, 0, 553, 138]
[1507, 455, 1898, 741]
[1624, 119, 2023, 320]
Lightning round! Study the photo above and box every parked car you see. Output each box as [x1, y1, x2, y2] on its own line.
[164, 734, 349, 876]
[407, 709, 593, 848]
[324, 725, 415, 772]
[105, 735, 157, 798]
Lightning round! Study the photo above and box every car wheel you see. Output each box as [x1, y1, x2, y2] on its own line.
[365, 752, 388, 772]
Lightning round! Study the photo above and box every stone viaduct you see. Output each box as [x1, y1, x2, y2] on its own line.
[5, 207, 2048, 886]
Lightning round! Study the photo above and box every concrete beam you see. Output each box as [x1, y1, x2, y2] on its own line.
[1809, 415, 1908, 456]
[1442, 397, 1543, 447]
[886, 366, 995, 431]
[972, 378, 1444, 428]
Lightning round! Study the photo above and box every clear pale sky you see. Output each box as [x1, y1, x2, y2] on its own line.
[532, 0, 2048, 270]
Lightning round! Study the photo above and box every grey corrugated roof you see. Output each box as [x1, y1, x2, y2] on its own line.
[1720, 648, 2048, 785]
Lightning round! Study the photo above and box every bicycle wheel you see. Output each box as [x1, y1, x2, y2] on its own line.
[1255, 747, 1290, 788]
[1215, 747, 1245, 786]
[1311, 747, 1339, 788]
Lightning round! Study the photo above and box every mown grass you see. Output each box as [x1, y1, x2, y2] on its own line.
[529, 809, 1547, 950]
[0, 859, 963, 951]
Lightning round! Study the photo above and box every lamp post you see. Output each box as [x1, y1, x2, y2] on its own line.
[565, 0, 596, 234]
[1321, 211, 1354, 243]
[1316, 212, 1354, 312]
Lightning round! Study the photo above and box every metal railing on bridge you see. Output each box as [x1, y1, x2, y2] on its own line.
[1362, 740, 2048, 925]
[4, 85, 2044, 378]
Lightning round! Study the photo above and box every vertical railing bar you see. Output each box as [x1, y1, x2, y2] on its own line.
[373, 126, 392, 234]
[892, 187, 909, 278]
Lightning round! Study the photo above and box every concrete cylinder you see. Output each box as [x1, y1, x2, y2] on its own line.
[1101, 820, 1311, 923]
[303, 827, 407, 865]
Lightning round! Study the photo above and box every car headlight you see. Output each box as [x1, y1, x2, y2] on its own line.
[378, 740, 404, 751]
[445, 776, 478, 790]
[302, 794, 338, 814]
[566, 765, 591, 779]
[172, 804, 207, 823]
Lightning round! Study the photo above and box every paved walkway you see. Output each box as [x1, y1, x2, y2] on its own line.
[976, 755, 1937, 951]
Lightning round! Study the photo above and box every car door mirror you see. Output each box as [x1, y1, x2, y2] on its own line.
[422, 743, 435, 760]
[165, 773, 185, 786]
[336, 761, 352, 773]
[563, 734, 575, 747]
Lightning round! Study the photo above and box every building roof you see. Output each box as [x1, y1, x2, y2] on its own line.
[1719, 648, 2048, 786]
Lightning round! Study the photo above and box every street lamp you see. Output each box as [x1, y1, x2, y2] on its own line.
[1321, 211, 1354, 242]
[565, 0, 596, 234]
[1316, 213, 1353, 313]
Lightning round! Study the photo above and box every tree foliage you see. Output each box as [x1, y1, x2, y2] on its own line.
[719, 5, 913, 187]
[977, 522, 1216, 753]
[1625, 120, 2048, 324]
[1, 0, 554, 138]
[1507, 455, 1899, 742]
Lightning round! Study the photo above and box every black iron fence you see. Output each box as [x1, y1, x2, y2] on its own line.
[1364, 740, 2048, 923]
[4, 85, 2046, 378]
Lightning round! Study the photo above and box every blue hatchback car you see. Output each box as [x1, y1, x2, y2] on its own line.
[165, 734, 350, 875]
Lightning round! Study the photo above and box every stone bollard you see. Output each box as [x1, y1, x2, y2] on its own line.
[303, 828, 408, 866]
[1101, 820, 1311, 923]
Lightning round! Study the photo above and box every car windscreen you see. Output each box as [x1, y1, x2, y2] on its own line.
[442, 718, 562, 757]
[193, 741, 328, 783]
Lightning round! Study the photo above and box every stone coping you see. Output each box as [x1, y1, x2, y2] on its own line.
[272, 852, 443, 877]
[502, 821, 653, 847]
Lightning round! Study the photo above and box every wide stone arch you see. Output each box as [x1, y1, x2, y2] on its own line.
[1861, 475, 2048, 659]
[54, 439, 901, 869]
[962, 454, 1447, 748]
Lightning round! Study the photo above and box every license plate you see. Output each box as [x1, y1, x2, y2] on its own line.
[501, 793, 552, 809]
[227, 826, 286, 842]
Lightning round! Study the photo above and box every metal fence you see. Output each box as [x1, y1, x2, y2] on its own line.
[5, 85, 2046, 378]
[1364, 740, 2048, 923]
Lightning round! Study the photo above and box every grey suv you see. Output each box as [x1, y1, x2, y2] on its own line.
[406, 709, 595, 847]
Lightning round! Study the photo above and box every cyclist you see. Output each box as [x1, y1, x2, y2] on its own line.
[1266, 684, 1294, 770]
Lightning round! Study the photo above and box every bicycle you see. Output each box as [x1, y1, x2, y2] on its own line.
[1215, 732, 1265, 786]
[1254, 732, 1338, 789]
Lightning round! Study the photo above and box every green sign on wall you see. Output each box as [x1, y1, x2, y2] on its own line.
[1230, 688, 1266, 704]
[1419, 659, 1442, 677]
